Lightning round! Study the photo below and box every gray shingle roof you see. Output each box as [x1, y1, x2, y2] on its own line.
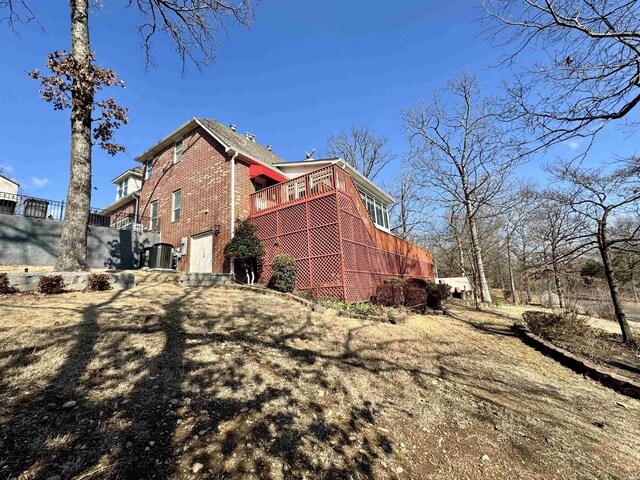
[198, 118, 285, 166]
[112, 165, 144, 183]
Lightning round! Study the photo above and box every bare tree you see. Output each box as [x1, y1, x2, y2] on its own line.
[403, 73, 526, 304]
[2, 0, 256, 271]
[484, 0, 640, 146]
[386, 156, 424, 239]
[530, 194, 592, 309]
[326, 126, 395, 181]
[548, 158, 640, 344]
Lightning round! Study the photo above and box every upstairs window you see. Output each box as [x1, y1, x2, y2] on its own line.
[149, 201, 158, 230]
[146, 159, 154, 179]
[117, 180, 128, 199]
[172, 189, 181, 222]
[174, 139, 183, 164]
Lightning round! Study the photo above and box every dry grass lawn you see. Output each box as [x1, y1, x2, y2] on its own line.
[1, 277, 639, 479]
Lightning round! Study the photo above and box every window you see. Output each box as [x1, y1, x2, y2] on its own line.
[358, 189, 390, 231]
[174, 139, 183, 164]
[146, 159, 154, 179]
[117, 180, 128, 199]
[172, 189, 181, 222]
[149, 201, 158, 230]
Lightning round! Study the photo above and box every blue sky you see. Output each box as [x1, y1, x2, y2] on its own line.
[0, 0, 638, 208]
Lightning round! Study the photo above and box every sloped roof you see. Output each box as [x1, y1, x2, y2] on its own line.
[0, 174, 19, 187]
[111, 165, 144, 183]
[197, 118, 285, 166]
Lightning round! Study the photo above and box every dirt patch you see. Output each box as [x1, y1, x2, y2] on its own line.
[0, 287, 639, 479]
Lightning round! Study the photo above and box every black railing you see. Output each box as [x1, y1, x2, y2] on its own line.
[0, 192, 154, 232]
[0, 191, 65, 221]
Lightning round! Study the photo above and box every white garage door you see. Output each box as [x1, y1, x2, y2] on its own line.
[190, 232, 213, 273]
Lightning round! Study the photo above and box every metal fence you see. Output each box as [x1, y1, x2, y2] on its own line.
[0, 192, 151, 232]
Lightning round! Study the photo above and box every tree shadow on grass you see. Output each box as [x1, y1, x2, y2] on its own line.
[0, 287, 628, 479]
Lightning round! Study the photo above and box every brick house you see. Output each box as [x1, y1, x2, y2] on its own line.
[102, 118, 434, 300]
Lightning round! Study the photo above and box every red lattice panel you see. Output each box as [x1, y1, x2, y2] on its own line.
[252, 164, 434, 301]
[296, 259, 311, 289]
[280, 203, 307, 235]
[279, 231, 309, 260]
[310, 225, 339, 256]
[309, 195, 338, 227]
[311, 254, 342, 286]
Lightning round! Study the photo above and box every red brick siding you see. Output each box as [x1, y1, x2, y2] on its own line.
[137, 126, 252, 272]
[108, 200, 136, 219]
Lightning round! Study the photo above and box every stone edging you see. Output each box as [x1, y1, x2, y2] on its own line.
[2, 271, 135, 292]
[513, 323, 640, 399]
[213, 284, 390, 323]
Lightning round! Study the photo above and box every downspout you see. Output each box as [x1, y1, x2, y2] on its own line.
[133, 192, 140, 225]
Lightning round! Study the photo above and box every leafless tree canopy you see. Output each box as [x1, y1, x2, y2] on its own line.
[131, 0, 256, 72]
[403, 73, 527, 303]
[484, 0, 640, 146]
[403, 73, 525, 217]
[385, 157, 425, 239]
[325, 126, 395, 181]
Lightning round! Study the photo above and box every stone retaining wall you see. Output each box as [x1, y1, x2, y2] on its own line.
[513, 323, 640, 399]
[0, 215, 160, 269]
[3, 271, 135, 292]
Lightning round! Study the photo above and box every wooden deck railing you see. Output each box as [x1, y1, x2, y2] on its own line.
[250, 165, 338, 215]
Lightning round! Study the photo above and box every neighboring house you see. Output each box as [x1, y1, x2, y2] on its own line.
[0, 174, 20, 215]
[102, 166, 144, 230]
[102, 117, 434, 300]
[0, 174, 19, 197]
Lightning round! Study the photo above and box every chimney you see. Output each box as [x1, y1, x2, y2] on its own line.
[267, 145, 272, 151]
[230, 124, 236, 132]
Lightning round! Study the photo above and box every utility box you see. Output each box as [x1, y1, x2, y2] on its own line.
[24, 199, 49, 218]
[148, 243, 174, 269]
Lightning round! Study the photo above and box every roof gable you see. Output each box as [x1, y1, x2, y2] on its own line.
[0, 174, 19, 187]
[134, 117, 286, 168]
[197, 118, 285, 166]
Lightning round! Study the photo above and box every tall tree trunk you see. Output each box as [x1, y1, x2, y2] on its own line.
[631, 270, 640, 303]
[56, 0, 92, 271]
[598, 219, 635, 344]
[506, 231, 518, 304]
[550, 243, 565, 310]
[467, 216, 492, 303]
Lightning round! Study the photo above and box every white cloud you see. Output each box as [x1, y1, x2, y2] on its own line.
[567, 140, 580, 150]
[31, 177, 51, 187]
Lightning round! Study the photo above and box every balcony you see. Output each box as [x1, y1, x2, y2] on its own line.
[250, 165, 351, 215]
[0, 191, 153, 232]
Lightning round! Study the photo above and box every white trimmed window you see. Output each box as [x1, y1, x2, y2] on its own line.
[146, 159, 154, 179]
[358, 189, 390, 230]
[172, 189, 181, 222]
[149, 201, 158, 230]
[174, 139, 183, 164]
[117, 180, 128, 199]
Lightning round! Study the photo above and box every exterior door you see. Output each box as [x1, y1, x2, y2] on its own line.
[190, 232, 213, 273]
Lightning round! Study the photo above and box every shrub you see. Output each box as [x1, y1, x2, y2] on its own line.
[405, 278, 428, 290]
[320, 298, 380, 317]
[383, 277, 405, 286]
[38, 275, 65, 294]
[523, 310, 590, 341]
[269, 254, 297, 293]
[405, 286, 428, 311]
[376, 284, 404, 307]
[87, 273, 112, 291]
[0, 273, 15, 294]
[224, 219, 265, 285]
[425, 281, 451, 309]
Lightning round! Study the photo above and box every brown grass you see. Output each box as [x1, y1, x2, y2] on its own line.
[0, 279, 639, 479]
